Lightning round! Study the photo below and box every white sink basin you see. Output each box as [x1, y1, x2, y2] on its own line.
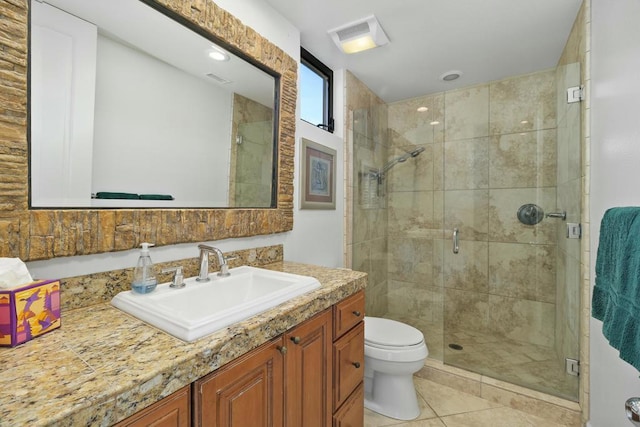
[111, 266, 321, 342]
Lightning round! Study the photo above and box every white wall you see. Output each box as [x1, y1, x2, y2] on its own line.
[92, 35, 231, 206]
[589, 0, 640, 425]
[27, 1, 347, 279]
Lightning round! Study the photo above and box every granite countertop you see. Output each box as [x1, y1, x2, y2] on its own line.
[0, 262, 367, 427]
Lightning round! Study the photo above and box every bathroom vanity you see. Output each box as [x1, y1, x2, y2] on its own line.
[0, 262, 366, 426]
[115, 290, 364, 427]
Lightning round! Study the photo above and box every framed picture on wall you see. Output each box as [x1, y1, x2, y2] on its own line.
[300, 138, 336, 209]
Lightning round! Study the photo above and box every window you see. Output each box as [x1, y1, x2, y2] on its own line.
[300, 47, 334, 133]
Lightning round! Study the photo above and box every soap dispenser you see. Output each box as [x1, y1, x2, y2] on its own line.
[132, 243, 158, 294]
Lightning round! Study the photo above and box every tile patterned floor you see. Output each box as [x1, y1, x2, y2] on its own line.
[364, 377, 574, 427]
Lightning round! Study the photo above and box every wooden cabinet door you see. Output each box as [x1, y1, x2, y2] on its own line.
[284, 309, 332, 427]
[332, 384, 364, 427]
[194, 337, 284, 427]
[114, 385, 190, 427]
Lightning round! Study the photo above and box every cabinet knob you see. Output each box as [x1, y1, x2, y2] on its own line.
[278, 346, 287, 355]
[352, 310, 361, 317]
[290, 336, 301, 344]
[352, 361, 361, 369]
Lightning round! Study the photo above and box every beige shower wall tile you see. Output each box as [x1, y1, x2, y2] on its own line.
[433, 142, 444, 191]
[445, 85, 489, 141]
[444, 138, 489, 190]
[489, 70, 556, 135]
[387, 144, 434, 192]
[489, 130, 557, 189]
[351, 241, 371, 280]
[388, 236, 435, 283]
[354, 140, 387, 169]
[488, 188, 557, 244]
[556, 178, 581, 260]
[564, 254, 581, 339]
[488, 295, 556, 347]
[444, 189, 489, 240]
[371, 104, 389, 146]
[441, 240, 489, 293]
[388, 280, 443, 324]
[388, 93, 444, 147]
[370, 237, 388, 288]
[489, 242, 556, 303]
[444, 288, 489, 334]
[556, 63, 581, 125]
[365, 278, 388, 317]
[388, 191, 437, 234]
[352, 205, 387, 243]
[557, 102, 582, 184]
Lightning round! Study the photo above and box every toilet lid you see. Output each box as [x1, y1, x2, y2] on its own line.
[364, 317, 424, 347]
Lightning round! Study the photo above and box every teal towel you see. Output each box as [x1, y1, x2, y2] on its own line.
[95, 192, 139, 199]
[139, 194, 174, 200]
[593, 206, 640, 370]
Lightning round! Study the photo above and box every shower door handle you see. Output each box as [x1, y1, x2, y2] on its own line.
[452, 228, 459, 254]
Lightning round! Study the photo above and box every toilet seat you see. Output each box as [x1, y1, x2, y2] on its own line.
[364, 317, 429, 362]
[364, 317, 423, 347]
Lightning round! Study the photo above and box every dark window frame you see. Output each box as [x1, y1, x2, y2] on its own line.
[300, 47, 334, 133]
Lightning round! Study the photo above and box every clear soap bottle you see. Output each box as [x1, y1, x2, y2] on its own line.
[132, 242, 158, 294]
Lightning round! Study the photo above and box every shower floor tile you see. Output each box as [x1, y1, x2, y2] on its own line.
[382, 313, 579, 400]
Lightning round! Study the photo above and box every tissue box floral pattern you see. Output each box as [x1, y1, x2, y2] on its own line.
[0, 280, 61, 347]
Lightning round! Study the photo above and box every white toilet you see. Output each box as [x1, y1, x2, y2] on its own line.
[363, 316, 429, 420]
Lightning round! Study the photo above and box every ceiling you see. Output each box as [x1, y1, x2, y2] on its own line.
[263, 0, 583, 103]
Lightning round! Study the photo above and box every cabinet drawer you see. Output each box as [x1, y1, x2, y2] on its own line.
[333, 322, 364, 411]
[332, 383, 364, 427]
[333, 290, 364, 339]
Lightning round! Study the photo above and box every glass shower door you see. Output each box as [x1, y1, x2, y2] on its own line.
[441, 64, 581, 400]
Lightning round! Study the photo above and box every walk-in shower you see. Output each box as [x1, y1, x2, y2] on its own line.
[349, 62, 582, 401]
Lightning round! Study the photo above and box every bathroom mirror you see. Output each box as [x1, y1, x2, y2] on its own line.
[0, 0, 297, 261]
[30, 0, 278, 208]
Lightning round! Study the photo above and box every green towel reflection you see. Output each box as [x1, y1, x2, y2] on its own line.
[95, 192, 174, 200]
[139, 194, 174, 200]
[95, 192, 139, 199]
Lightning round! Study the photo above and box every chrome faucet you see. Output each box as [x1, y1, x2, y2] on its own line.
[196, 244, 230, 281]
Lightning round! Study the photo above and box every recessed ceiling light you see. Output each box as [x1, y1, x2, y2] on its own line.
[520, 120, 529, 124]
[440, 70, 463, 82]
[430, 121, 440, 126]
[209, 47, 230, 61]
[417, 106, 429, 112]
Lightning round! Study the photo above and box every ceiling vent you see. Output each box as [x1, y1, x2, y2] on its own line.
[328, 15, 389, 54]
[205, 73, 232, 85]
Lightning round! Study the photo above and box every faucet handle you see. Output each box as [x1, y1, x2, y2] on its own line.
[162, 266, 185, 288]
[217, 256, 238, 278]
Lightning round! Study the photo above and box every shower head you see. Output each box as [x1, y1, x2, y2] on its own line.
[378, 146, 426, 176]
[410, 147, 425, 157]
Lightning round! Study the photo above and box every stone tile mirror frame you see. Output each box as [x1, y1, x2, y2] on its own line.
[0, 0, 297, 261]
